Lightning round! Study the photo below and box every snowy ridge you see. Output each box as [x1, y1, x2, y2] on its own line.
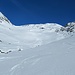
[0, 12, 75, 75]
[0, 12, 12, 26]
[0, 19, 69, 53]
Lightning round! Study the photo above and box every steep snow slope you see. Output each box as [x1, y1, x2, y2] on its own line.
[0, 12, 12, 25]
[0, 12, 69, 53]
[0, 31, 75, 75]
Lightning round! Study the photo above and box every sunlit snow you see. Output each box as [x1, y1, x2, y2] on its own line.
[0, 12, 75, 75]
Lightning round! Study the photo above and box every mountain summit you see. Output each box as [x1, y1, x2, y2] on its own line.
[0, 12, 12, 25]
[0, 12, 4, 17]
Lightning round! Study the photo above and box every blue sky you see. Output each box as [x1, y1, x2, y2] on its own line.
[0, 0, 75, 25]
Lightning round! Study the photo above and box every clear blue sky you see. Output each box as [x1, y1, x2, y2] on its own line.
[0, 0, 75, 26]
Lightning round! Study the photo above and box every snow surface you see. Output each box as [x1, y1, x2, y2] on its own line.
[0, 12, 75, 75]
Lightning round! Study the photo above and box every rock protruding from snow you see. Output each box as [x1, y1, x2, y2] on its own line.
[56, 22, 75, 33]
[65, 22, 75, 32]
[0, 12, 12, 25]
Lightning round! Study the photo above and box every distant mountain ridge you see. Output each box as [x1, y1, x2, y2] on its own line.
[0, 12, 75, 53]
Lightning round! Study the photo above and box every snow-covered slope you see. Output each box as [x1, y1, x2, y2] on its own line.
[0, 12, 75, 75]
[0, 12, 70, 53]
[0, 29, 75, 75]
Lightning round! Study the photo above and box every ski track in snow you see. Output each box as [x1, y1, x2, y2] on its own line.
[9, 53, 52, 75]
[9, 56, 41, 75]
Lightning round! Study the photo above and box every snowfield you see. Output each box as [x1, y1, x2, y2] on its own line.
[0, 12, 75, 75]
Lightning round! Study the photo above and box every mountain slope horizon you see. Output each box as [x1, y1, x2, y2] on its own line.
[0, 12, 75, 75]
[0, 12, 68, 52]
